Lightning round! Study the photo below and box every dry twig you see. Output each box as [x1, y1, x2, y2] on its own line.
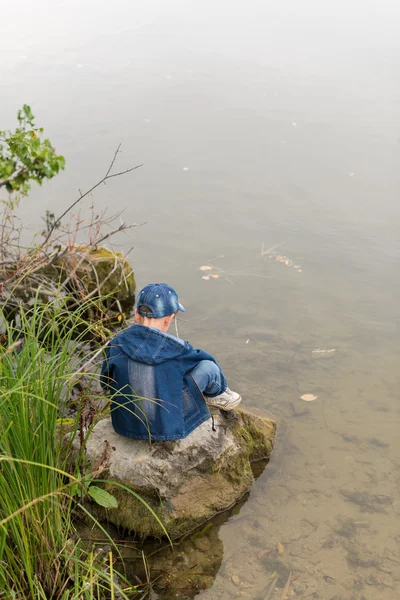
[0, 146, 142, 336]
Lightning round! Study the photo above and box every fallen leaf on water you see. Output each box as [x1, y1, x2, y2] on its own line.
[210, 274, 220, 279]
[280, 572, 291, 600]
[199, 265, 213, 271]
[231, 575, 240, 586]
[258, 549, 272, 559]
[277, 542, 284, 554]
[202, 275, 210, 280]
[300, 394, 318, 402]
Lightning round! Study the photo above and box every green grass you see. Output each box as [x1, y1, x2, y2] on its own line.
[0, 294, 145, 599]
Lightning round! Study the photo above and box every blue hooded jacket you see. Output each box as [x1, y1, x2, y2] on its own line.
[100, 324, 226, 441]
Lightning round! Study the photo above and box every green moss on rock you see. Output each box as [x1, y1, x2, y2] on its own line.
[103, 480, 167, 538]
[78, 409, 276, 540]
[236, 409, 276, 461]
[2, 246, 136, 335]
[58, 245, 136, 314]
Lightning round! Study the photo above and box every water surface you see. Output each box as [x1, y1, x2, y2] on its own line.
[1, 2, 400, 597]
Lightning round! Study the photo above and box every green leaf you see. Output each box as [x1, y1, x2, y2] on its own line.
[1, 105, 64, 194]
[83, 472, 94, 486]
[88, 486, 118, 509]
[0, 526, 6, 562]
[70, 483, 81, 497]
[23, 104, 34, 122]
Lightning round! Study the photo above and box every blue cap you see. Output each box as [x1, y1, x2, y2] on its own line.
[137, 283, 186, 318]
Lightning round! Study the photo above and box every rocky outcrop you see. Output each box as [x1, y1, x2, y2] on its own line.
[77, 409, 276, 539]
[1, 245, 135, 336]
[56, 246, 135, 315]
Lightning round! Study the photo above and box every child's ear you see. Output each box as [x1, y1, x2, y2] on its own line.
[165, 314, 173, 329]
[134, 310, 140, 323]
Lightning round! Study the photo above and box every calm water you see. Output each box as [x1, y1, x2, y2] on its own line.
[2, 1, 400, 598]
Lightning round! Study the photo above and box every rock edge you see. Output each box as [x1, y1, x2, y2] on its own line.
[75, 408, 276, 539]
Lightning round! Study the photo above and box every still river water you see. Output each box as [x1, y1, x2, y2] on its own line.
[1, 1, 400, 598]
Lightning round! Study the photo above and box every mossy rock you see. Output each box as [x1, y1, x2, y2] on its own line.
[57, 245, 136, 314]
[236, 409, 275, 461]
[74, 409, 276, 539]
[1, 246, 136, 333]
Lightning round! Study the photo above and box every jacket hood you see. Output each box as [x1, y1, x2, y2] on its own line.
[112, 324, 189, 365]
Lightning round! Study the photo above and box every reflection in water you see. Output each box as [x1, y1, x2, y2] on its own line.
[119, 514, 226, 599]
[114, 461, 269, 599]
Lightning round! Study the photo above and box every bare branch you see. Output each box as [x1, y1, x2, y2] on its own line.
[103, 165, 142, 180]
[1, 144, 141, 346]
[84, 254, 119, 302]
[90, 221, 143, 247]
[41, 147, 142, 246]
[104, 143, 121, 178]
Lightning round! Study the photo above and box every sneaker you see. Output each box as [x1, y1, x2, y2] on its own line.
[204, 388, 242, 411]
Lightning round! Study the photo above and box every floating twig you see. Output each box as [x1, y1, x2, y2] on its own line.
[261, 241, 285, 257]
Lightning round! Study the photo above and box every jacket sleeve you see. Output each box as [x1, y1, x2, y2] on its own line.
[179, 346, 227, 379]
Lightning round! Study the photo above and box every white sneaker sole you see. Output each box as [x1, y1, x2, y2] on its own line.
[204, 396, 242, 411]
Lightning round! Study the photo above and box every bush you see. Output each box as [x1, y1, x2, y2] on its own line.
[0, 105, 65, 195]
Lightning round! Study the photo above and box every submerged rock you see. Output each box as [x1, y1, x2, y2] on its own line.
[77, 408, 276, 539]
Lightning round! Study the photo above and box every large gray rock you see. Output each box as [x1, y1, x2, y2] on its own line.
[79, 408, 276, 539]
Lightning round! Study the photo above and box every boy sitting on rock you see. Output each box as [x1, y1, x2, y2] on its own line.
[101, 282, 241, 441]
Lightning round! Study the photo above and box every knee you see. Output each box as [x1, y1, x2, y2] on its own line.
[197, 360, 220, 375]
[190, 360, 220, 383]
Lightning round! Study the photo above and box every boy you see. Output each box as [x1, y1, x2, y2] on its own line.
[100, 282, 241, 441]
